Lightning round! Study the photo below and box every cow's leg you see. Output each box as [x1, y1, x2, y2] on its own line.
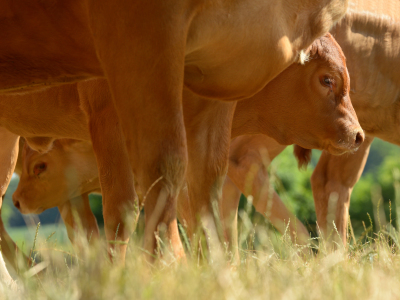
[229, 167, 310, 245]
[219, 176, 241, 262]
[85, 2, 197, 260]
[79, 80, 136, 262]
[0, 129, 18, 201]
[0, 129, 26, 272]
[257, 191, 310, 244]
[311, 136, 374, 245]
[0, 250, 17, 292]
[177, 175, 240, 262]
[227, 140, 309, 245]
[58, 193, 100, 246]
[182, 100, 236, 257]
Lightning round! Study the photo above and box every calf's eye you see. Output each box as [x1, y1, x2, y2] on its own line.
[34, 162, 47, 176]
[321, 76, 334, 88]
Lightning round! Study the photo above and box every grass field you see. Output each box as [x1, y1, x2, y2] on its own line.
[2, 142, 400, 299]
[6, 224, 71, 255]
[2, 210, 400, 300]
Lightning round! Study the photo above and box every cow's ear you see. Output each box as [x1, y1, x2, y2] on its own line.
[293, 145, 312, 170]
[33, 162, 47, 176]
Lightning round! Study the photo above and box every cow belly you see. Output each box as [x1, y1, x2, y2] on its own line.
[184, 1, 294, 100]
[0, 0, 102, 92]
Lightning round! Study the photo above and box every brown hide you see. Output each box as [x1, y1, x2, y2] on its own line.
[309, 3, 400, 244]
[12, 34, 362, 255]
[216, 3, 400, 245]
[190, 4, 400, 247]
[184, 4, 400, 248]
[229, 33, 364, 154]
[0, 0, 349, 265]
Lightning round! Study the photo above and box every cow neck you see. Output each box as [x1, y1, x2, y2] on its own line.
[230, 97, 282, 141]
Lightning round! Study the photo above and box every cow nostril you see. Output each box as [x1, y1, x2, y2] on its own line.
[355, 131, 364, 146]
[14, 201, 20, 210]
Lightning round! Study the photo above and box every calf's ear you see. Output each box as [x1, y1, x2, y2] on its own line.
[25, 137, 55, 153]
[293, 145, 312, 170]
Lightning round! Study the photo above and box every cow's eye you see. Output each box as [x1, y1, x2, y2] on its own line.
[33, 162, 47, 176]
[321, 76, 333, 88]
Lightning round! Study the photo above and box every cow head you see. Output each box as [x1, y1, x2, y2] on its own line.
[12, 139, 99, 214]
[235, 33, 364, 155]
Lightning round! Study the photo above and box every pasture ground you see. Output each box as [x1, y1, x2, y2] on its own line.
[2, 212, 400, 300]
[3, 140, 400, 299]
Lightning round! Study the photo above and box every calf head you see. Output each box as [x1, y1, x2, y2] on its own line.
[13, 139, 99, 214]
[239, 33, 364, 155]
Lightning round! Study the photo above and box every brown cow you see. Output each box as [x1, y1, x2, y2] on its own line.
[196, 4, 400, 247]
[0, 0, 351, 267]
[215, 3, 400, 247]
[187, 4, 400, 247]
[310, 4, 400, 243]
[12, 33, 362, 257]
[188, 3, 400, 247]
[0, 0, 350, 266]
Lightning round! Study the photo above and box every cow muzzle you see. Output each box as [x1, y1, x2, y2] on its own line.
[353, 130, 365, 148]
[12, 193, 39, 214]
[328, 128, 365, 155]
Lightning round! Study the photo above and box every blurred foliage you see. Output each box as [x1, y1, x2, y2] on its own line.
[88, 193, 104, 226]
[254, 138, 400, 237]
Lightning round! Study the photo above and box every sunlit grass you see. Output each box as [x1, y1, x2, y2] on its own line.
[3, 140, 400, 299]
[2, 206, 400, 300]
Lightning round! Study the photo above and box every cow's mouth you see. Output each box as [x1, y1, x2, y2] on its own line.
[34, 207, 45, 214]
[326, 142, 359, 155]
[19, 206, 45, 215]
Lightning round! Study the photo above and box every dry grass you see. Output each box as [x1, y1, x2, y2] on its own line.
[3, 149, 400, 299]
[2, 212, 400, 300]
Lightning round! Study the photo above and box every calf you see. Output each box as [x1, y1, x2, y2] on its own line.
[180, 33, 363, 241]
[310, 6, 400, 243]
[0, 80, 134, 263]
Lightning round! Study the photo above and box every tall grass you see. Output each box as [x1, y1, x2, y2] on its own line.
[1, 200, 400, 300]
[3, 146, 400, 299]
